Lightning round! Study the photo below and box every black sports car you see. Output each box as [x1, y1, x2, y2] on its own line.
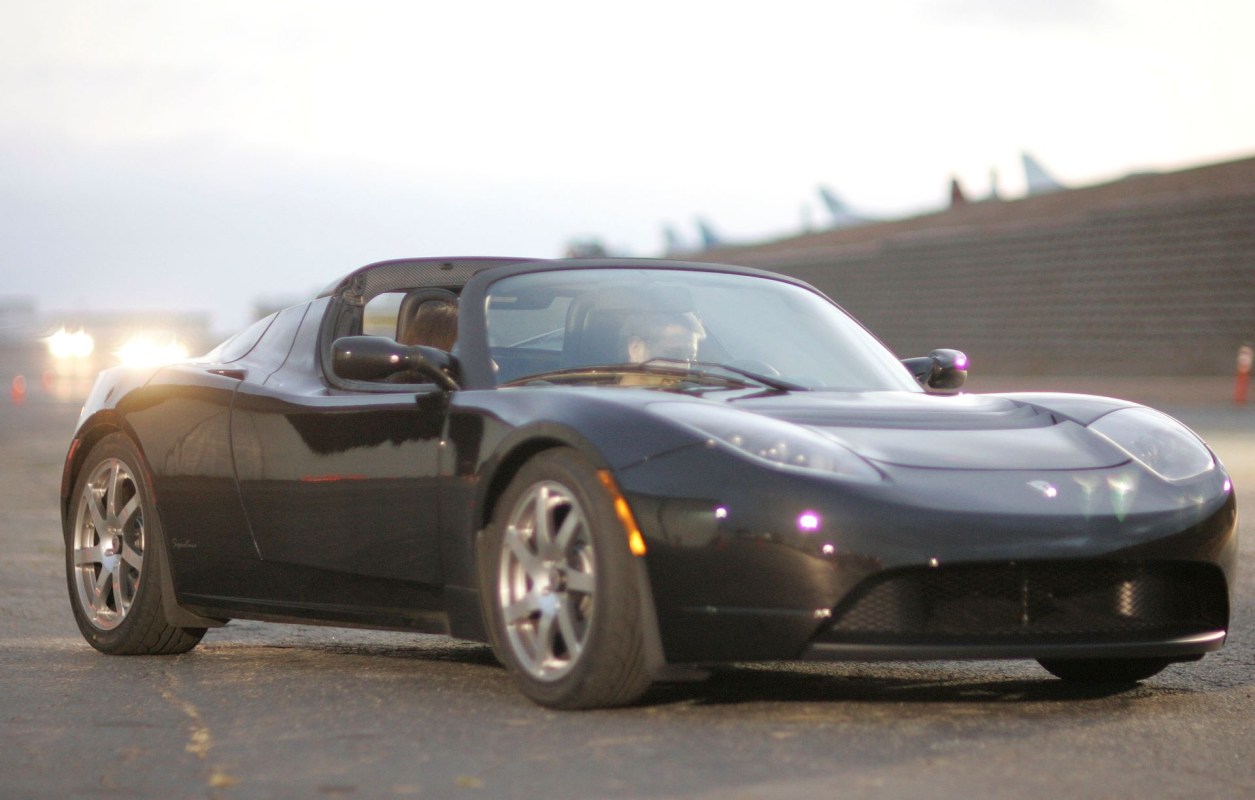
[61, 257, 1237, 709]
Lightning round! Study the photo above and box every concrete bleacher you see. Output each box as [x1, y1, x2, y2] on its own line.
[698, 156, 1255, 380]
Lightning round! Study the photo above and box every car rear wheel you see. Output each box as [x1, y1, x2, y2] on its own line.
[1037, 657, 1171, 683]
[66, 433, 205, 655]
[481, 448, 652, 709]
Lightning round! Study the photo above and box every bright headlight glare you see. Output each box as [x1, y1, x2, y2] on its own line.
[1089, 407, 1214, 482]
[46, 328, 95, 360]
[653, 403, 881, 481]
[115, 334, 189, 368]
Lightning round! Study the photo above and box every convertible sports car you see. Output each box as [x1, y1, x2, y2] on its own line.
[61, 257, 1237, 709]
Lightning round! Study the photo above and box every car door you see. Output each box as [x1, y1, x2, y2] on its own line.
[229, 298, 447, 608]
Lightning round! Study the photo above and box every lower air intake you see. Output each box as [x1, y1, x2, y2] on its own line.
[821, 561, 1227, 644]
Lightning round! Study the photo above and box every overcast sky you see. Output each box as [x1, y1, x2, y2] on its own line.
[2, 0, 1252, 333]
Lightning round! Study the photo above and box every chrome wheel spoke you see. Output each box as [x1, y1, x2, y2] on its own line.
[92, 568, 114, 615]
[563, 568, 594, 595]
[556, 604, 582, 661]
[503, 593, 541, 625]
[120, 540, 143, 572]
[73, 543, 103, 567]
[106, 462, 123, 518]
[116, 494, 141, 531]
[535, 605, 558, 654]
[86, 492, 107, 535]
[504, 525, 543, 576]
[552, 511, 582, 555]
[532, 487, 556, 558]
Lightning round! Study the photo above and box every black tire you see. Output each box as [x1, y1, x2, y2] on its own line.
[65, 433, 205, 655]
[1037, 657, 1172, 683]
[480, 448, 652, 709]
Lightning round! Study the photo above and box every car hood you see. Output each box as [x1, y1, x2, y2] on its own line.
[721, 391, 1128, 471]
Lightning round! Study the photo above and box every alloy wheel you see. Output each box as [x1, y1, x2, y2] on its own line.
[497, 480, 596, 681]
[70, 458, 145, 631]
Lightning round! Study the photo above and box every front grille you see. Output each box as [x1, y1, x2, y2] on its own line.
[820, 561, 1227, 644]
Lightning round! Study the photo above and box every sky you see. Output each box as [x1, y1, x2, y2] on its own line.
[2, 0, 1253, 334]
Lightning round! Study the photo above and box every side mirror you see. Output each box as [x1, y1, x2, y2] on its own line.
[331, 336, 459, 391]
[902, 349, 967, 393]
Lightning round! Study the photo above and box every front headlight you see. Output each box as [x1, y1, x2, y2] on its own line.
[1089, 407, 1215, 482]
[653, 402, 882, 481]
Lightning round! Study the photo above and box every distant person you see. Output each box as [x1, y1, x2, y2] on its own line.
[400, 301, 457, 351]
[620, 311, 705, 363]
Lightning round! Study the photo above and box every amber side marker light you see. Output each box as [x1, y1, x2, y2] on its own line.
[597, 470, 647, 557]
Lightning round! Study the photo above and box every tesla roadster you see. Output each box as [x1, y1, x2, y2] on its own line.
[61, 257, 1237, 708]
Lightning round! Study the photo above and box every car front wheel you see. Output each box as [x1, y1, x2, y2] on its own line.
[65, 433, 205, 655]
[480, 448, 652, 709]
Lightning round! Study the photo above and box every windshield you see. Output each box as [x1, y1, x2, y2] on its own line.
[484, 268, 921, 392]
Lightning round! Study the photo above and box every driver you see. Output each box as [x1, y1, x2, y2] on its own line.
[619, 311, 706, 363]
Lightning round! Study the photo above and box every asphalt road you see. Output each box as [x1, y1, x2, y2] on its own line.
[3, 397, 1253, 800]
